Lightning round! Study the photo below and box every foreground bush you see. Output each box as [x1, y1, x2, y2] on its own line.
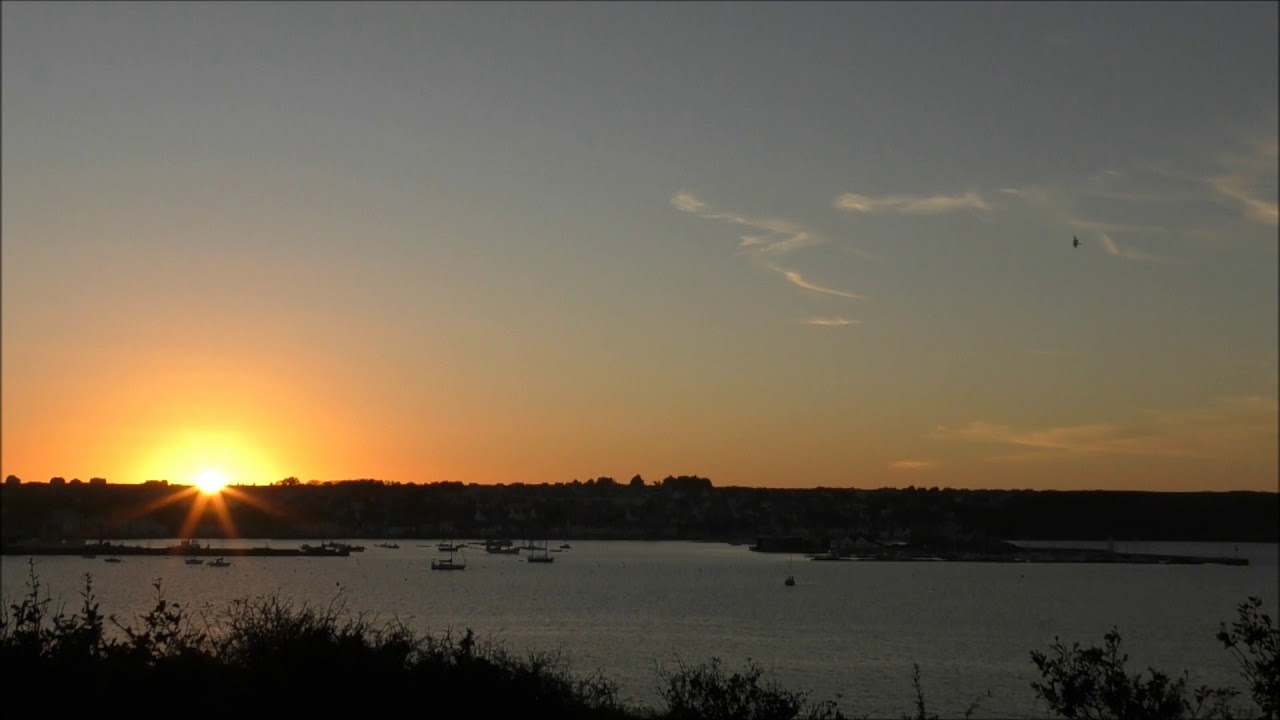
[658, 656, 849, 720]
[1, 561, 844, 717]
[1218, 597, 1279, 720]
[0, 561, 629, 717]
[1030, 596, 1278, 720]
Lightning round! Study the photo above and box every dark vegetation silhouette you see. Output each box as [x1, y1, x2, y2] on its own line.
[1, 561, 1275, 719]
[3, 479, 1276, 546]
[1028, 597, 1277, 720]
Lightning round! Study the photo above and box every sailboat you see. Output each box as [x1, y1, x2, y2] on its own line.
[785, 555, 796, 586]
[484, 538, 520, 554]
[431, 545, 466, 571]
[527, 538, 554, 563]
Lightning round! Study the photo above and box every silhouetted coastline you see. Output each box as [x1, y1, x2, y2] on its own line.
[2, 477, 1275, 552]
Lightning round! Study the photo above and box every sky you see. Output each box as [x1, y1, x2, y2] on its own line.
[2, 2, 1276, 491]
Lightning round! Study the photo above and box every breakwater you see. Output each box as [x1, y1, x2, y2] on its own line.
[806, 549, 1248, 565]
[0, 541, 350, 557]
[782, 546, 1248, 565]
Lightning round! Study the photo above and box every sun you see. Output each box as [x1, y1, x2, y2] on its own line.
[193, 468, 229, 496]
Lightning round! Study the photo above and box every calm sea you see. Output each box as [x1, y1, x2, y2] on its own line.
[2, 540, 1276, 718]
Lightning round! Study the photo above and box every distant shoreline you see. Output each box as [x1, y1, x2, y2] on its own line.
[4, 483, 1275, 546]
[0, 540, 349, 558]
[0, 538, 1249, 565]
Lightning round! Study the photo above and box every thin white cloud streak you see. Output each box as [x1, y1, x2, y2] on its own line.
[670, 192, 708, 214]
[1096, 232, 1174, 263]
[1209, 138, 1279, 227]
[1001, 136, 1278, 262]
[834, 191, 994, 215]
[931, 395, 1278, 463]
[671, 191, 864, 301]
[670, 192, 821, 256]
[1213, 176, 1279, 226]
[801, 316, 861, 326]
[889, 460, 935, 470]
[1000, 184, 1181, 263]
[780, 269, 862, 298]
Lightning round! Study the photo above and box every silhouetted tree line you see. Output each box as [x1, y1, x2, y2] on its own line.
[2, 477, 1275, 545]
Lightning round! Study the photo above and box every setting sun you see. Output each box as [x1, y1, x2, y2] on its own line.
[129, 427, 280, 491]
[193, 468, 229, 495]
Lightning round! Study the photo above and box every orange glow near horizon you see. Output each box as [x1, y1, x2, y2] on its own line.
[1, 390, 1276, 492]
[133, 427, 283, 488]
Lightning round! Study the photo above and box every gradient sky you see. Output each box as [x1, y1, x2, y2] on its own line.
[3, 2, 1276, 491]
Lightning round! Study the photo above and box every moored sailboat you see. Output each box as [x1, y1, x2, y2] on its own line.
[527, 539, 554, 563]
[431, 545, 466, 571]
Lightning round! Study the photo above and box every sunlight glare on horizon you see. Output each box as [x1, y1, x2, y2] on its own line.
[193, 468, 229, 496]
[134, 428, 278, 490]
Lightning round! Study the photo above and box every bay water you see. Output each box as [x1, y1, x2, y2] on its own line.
[3, 540, 1275, 718]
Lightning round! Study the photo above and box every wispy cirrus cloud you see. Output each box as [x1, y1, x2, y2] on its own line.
[1004, 194, 1173, 237]
[1001, 135, 1277, 259]
[779, 269, 862, 298]
[670, 191, 821, 256]
[999, 183, 1182, 263]
[1210, 137, 1279, 227]
[931, 395, 1278, 463]
[834, 191, 994, 215]
[801, 316, 861, 326]
[1097, 232, 1175, 263]
[671, 191, 864, 305]
[934, 420, 1136, 458]
[670, 192, 708, 214]
[889, 460, 935, 470]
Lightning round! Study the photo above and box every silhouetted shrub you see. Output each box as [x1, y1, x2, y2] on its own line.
[1030, 628, 1238, 719]
[0, 560, 629, 717]
[1217, 596, 1279, 720]
[1027, 595, 1278, 719]
[657, 656, 850, 720]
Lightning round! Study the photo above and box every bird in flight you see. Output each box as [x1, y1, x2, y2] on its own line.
[1073, 236, 1080, 248]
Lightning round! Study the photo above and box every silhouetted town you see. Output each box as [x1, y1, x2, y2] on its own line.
[2, 474, 1275, 554]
